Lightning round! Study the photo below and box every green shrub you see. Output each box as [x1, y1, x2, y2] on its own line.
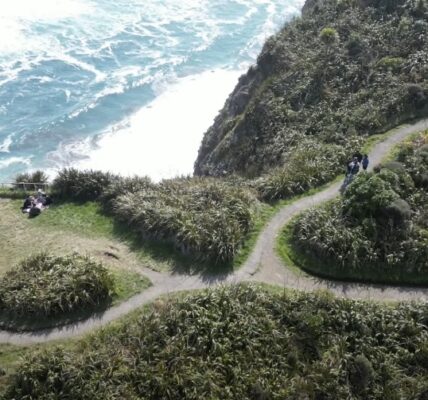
[0, 253, 114, 319]
[376, 56, 404, 72]
[112, 179, 257, 263]
[320, 27, 339, 45]
[99, 175, 154, 212]
[342, 173, 399, 220]
[346, 33, 364, 57]
[289, 134, 428, 283]
[4, 285, 428, 399]
[52, 168, 119, 202]
[348, 355, 375, 394]
[384, 198, 412, 226]
[14, 170, 49, 190]
[381, 161, 406, 172]
[256, 138, 363, 201]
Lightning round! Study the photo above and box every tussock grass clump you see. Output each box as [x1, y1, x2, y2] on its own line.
[49, 169, 257, 264]
[52, 168, 119, 202]
[256, 138, 362, 200]
[4, 285, 428, 399]
[113, 178, 257, 263]
[290, 132, 428, 284]
[99, 175, 154, 212]
[0, 253, 114, 319]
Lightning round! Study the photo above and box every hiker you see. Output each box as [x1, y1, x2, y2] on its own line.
[350, 157, 360, 175]
[353, 151, 363, 163]
[362, 154, 369, 171]
[342, 157, 360, 191]
[346, 158, 353, 175]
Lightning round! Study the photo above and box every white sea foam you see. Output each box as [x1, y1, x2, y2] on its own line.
[0, 156, 31, 170]
[0, 0, 93, 20]
[1, 0, 304, 181]
[0, 135, 12, 153]
[0, 0, 93, 54]
[239, 0, 305, 62]
[60, 54, 106, 83]
[70, 69, 241, 180]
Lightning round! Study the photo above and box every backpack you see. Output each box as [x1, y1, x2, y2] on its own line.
[351, 162, 360, 174]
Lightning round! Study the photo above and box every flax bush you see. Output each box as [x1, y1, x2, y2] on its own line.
[14, 170, 49, 190]
[49, 168, 257, 263]
[290, 133, 428, 283]
[256, 137, 363, 200]
[0, 253, 114, 320]
[4, 285, 428, 399]
[52, 168, 119, 202]
[112, 178, 257, 263]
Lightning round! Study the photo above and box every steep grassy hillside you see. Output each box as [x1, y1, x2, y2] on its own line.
[3, 285, 428, 399]
[195, 0, 428, 185]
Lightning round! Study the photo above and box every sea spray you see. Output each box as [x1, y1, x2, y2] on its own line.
[0, 0, 304, 181]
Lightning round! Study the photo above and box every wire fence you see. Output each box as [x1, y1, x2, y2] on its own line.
[0, 182, 50, 191]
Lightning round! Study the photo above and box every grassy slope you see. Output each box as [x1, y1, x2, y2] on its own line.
[0, 199, 155, 274]
[0, 199, 151, 331]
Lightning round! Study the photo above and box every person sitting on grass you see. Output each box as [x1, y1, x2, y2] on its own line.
[21, 196, 35, 213]
[21, 191, 52, 216]
[36, 189, 45, 204]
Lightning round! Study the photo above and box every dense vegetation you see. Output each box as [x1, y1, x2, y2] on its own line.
[52, 170, 258, 263]
[14, 170, 49, 190]
[289, 133, 428, 284]
[113, 178, 257, 263]
[4, 285, 428, 399]
[195, 0, 428, 198]
[255, 137, 362, 200]
[0, 253, 114, 322]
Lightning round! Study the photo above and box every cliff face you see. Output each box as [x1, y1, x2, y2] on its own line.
[194, 0, 428, 178]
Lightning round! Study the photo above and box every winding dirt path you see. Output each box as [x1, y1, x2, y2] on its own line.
[1, 119, 427, 345]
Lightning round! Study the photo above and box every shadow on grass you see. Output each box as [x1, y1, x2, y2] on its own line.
[279, 222, 428, 288]
[0, 298, 113, 333]
[110, 218, 235, 279]
[9, 197, 234, 280]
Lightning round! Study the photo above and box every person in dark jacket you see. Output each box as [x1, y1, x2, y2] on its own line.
[353, 151, 363, 163]
[350, 157, 360, 175]
[362, 154, 369, 171]
[21, 196, 35, 213]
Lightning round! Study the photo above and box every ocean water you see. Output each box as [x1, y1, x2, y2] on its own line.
[0, 0, 303, 181]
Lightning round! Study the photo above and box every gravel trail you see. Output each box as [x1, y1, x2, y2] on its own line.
[1, 119, 427, 345]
